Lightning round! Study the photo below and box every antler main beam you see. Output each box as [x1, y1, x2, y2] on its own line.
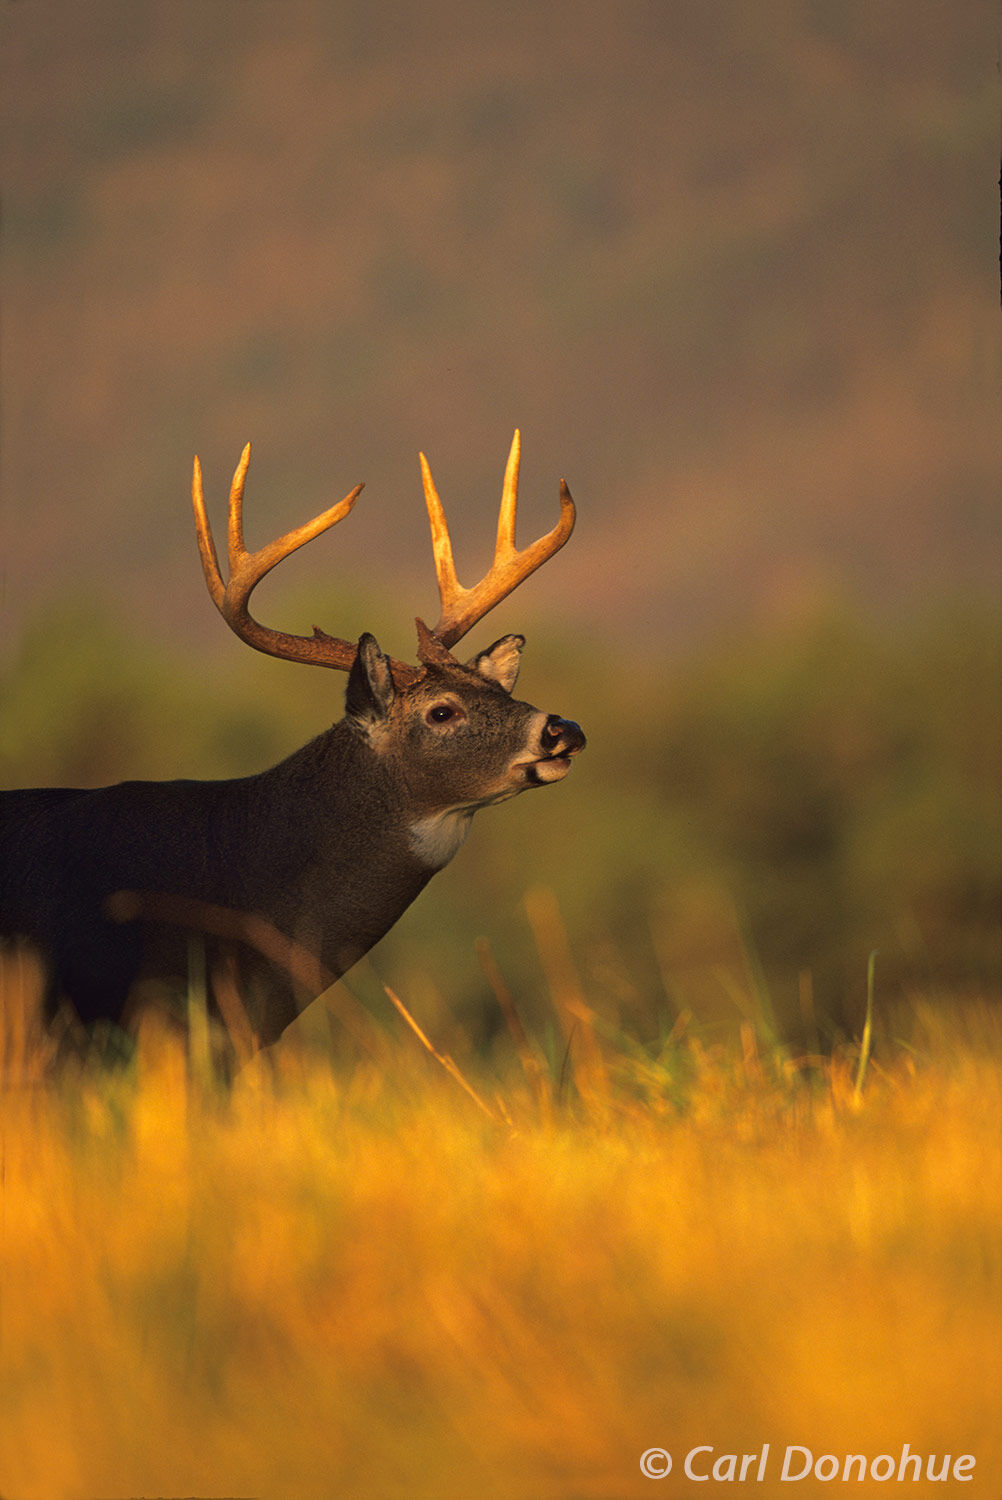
[419, 429, 576, 650]
[191, 433, 575, 681]
[191, 444, 421, 684]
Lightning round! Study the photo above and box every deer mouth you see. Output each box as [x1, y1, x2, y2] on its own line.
[526, 754, 574, 785]
[525, 741, 585, 785]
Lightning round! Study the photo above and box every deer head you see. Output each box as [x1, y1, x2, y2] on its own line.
[189, 431, 586, 879]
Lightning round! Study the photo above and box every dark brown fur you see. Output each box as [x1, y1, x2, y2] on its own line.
[0, 634, 584, 1047]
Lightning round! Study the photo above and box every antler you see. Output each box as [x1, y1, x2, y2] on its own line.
[191, 432, 575, 681]
[191, 443, 421, 684]
[418, 429, 576, 651]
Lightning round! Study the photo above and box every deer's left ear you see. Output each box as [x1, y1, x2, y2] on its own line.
[346, 633, 396, 724]
[468, 634, 525, 694]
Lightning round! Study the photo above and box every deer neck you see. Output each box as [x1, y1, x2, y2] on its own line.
[248, 723, 445, 971]
[405, 807, 475, 868]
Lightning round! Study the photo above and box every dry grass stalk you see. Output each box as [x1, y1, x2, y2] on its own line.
[0, 943, 54, 1086]
[383, 983, 500, 1122]
[524, 886, 610, 1114]
[476, 935, 553, 1124]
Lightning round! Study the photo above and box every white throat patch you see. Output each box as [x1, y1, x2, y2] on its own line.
[408, 808, 475, 869]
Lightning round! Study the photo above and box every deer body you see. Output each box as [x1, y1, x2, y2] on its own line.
[3, 739, 420, 1042]
[1, 436, 585, 1049]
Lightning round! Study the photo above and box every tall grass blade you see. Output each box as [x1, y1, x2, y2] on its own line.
[186, 937, 213, 1092]
[852, 949, 878, 1107]
[525, 886, 610, 1116]
[384, 984, 500, 1122]
[476, 936, 553, 1123]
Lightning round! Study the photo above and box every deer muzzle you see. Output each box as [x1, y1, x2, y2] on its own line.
[527, 714, 587, 785]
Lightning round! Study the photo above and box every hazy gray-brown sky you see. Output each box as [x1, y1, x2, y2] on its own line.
[2, 0, 997, 665]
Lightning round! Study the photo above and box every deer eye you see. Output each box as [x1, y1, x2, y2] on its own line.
[426, 702, 459, 725]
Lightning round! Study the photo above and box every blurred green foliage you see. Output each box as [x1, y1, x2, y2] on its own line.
[2, 593, 998, 1044]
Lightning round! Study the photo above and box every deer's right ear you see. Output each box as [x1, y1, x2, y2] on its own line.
[346, 633, 395, 725]
[469, 634, 525, 693]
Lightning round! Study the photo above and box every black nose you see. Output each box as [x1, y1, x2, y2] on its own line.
[542, 714, 586, 754]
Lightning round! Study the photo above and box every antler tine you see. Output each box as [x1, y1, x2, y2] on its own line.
[419, 430, 576, 651]
[419, 449, 460, 600]
[191, 445, 421, 683]
[191, 452, 227, 612]
[496, 426, 521, 555]
[225, 440, 253, 578]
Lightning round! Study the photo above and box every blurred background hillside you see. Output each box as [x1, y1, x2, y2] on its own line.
[1, 0, 999, 1041]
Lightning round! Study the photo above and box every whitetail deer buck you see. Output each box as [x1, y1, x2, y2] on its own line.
[0, 432, 584, 1050]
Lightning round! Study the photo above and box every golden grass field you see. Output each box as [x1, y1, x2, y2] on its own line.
[1, 940, 1000, 1500]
